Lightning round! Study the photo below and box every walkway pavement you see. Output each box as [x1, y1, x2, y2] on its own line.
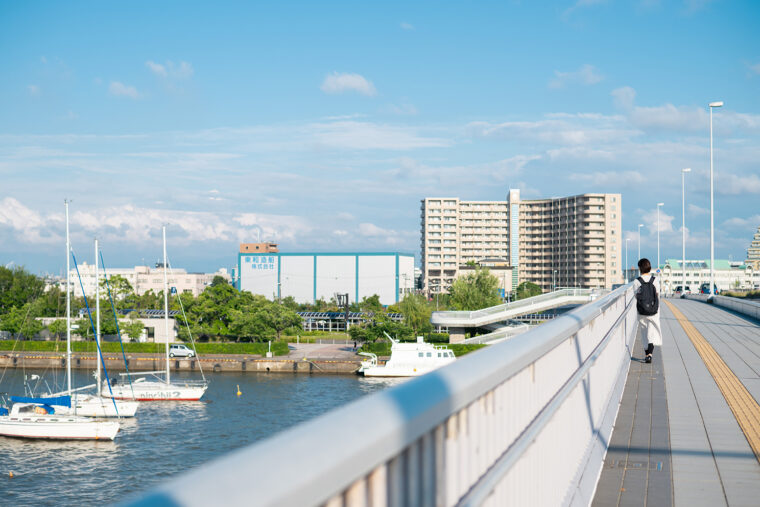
[593, 298, 760, 507]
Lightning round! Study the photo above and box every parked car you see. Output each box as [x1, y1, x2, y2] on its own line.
[169, 344, 196, 358]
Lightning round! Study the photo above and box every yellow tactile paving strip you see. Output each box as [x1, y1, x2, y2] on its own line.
[665, 300, 760, 463]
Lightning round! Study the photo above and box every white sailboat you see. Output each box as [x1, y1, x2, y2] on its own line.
[102, 226, 208, 401]
[0, 396, 119, 441]
[51, 238, 139, 418]
[0, 200, 120, 440]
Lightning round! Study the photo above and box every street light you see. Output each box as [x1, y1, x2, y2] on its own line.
[638, 224, 644, 261]
[625, 238, 630, 282]
[709, 101, 723, 296]
[656, 203, 664, 269]
[682, 168, 691, 292]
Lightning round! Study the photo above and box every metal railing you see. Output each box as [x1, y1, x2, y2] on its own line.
[431, 288, 593, 327]
[685, 294, 760, 320]
[133, 283, 637, 507]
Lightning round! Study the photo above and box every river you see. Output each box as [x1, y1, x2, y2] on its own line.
[0, 368, 401, 506]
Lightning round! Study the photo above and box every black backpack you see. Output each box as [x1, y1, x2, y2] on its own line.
[636, 276, 659, 316]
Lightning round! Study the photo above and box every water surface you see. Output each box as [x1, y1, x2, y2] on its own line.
[0, 369, 401, 505]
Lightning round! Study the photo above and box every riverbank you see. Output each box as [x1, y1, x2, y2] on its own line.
[0, 350, 362, 374]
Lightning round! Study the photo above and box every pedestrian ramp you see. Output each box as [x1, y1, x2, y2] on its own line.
[431, 287, 595, 329]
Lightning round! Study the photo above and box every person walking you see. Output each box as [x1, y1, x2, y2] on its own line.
[634, 258, 662, 363]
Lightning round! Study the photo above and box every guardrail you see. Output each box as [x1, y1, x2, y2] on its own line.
[431, 288, 593, 327]
[133, 284, 637, 507]
[685, 294, 760, 320]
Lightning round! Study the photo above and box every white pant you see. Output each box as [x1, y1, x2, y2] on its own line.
[637, 313, 662, 348]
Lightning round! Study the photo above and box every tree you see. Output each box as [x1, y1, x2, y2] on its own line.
[399, 294, 433, 336]
[122, 320, 145, 342]
[514, 282, 542, 301]
[211, 275, 228, 287]
[257, 302, 302, 340]
[360, 294, 383, 313]
[0, 266, 45, 314]
[0, 303, 43, 338]
[48, 319, 67, 339]
[448, 267, 501, 311]
[100, 274, 133, 300]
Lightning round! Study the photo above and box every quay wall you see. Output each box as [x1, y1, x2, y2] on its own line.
[0, 352, 361, 375]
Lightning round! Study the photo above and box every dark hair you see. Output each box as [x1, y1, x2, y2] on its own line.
[638, 258, 651, 274]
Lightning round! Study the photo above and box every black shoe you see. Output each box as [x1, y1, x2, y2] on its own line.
[645, 354, 652, 364]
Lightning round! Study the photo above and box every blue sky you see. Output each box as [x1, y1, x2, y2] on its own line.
[1, 0, 759, 275]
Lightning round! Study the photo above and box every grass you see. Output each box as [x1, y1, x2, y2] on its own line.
[359, 341, 485, 357]
[0, 340, 289, 356]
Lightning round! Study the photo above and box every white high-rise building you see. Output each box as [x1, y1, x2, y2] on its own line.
[421, 189, 623, 294]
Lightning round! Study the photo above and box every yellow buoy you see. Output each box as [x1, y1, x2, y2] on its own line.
[236, 384, 242, 396]
[8, 471, 13, 478]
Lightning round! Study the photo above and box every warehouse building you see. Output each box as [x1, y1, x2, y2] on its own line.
[237, 244, 415, 305]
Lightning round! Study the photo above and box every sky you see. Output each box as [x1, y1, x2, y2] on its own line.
[1, 0, 759, 276]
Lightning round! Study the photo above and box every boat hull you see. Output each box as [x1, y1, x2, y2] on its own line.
[102, 381, 208, 401]
[0, 416, 119, 440]
[56, 395, 139, 417]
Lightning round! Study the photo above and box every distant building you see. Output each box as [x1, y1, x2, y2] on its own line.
[67, 264, 231, 298]
[237, 252, 415, 305]
[421, 189, 622, 294]
[746, 226, 760, 270]
[659, 259, 759, 292]
[240, 242, 279, 254]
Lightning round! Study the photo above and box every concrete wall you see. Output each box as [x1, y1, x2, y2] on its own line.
[316, 256, 356, 303]
[280, 256, 313, 303]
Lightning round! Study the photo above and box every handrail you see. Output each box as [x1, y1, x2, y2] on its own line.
[132, 283, 636, 506]
[431, 288, 593, 326]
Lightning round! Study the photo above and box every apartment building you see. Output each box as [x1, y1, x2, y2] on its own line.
[746, 226, 760, 270]
[421, 190, 622, 294]
[66, 264, 231, 298]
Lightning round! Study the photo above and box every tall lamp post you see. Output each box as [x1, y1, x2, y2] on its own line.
[709, 101, 723, 296]
[638, 223, 644, 261]
[682, 168, 691, 291]
[625, 238, 630, 282]
[656, 203, 664, 269]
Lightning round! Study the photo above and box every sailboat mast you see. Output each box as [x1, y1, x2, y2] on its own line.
[95, 239, 101, 396]
[65, 200, 72, 395]
[163, 226, 170, 385]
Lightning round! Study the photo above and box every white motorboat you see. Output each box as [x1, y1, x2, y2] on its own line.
[0, 396, 119, 441]
[102, 226, 209, 402]
[358, 335, 456, 377]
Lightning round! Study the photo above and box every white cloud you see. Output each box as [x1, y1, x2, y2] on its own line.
[321, 72, 376, 97]
[688, 203, 708, 215]
[716, 173, 760, 195]
[722, 215, 760, 229]
[307, 120, 449, 150]
[563, 0, 607, 19]
[569, 170, 647, 186]
[146, 61, 167, 77]
[109, 81, 140, 99]
[333, 229, 348, 236]
[400, 22, 414, 30]
[642, 207, 675, 234]
[27, 84, 40, 96]
[748, 62, 760, 75]
[549, 64, 604, 89]
[146, 60, 194, 79]
[385, 103, 418, 115]
[611, 85, 760, 133]
[467, 117, 637, 146]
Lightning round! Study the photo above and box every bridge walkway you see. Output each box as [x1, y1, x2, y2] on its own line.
[594, 298, 760, 507]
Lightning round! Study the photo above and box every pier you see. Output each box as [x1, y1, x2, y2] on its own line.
[132, 286, 760, 506]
